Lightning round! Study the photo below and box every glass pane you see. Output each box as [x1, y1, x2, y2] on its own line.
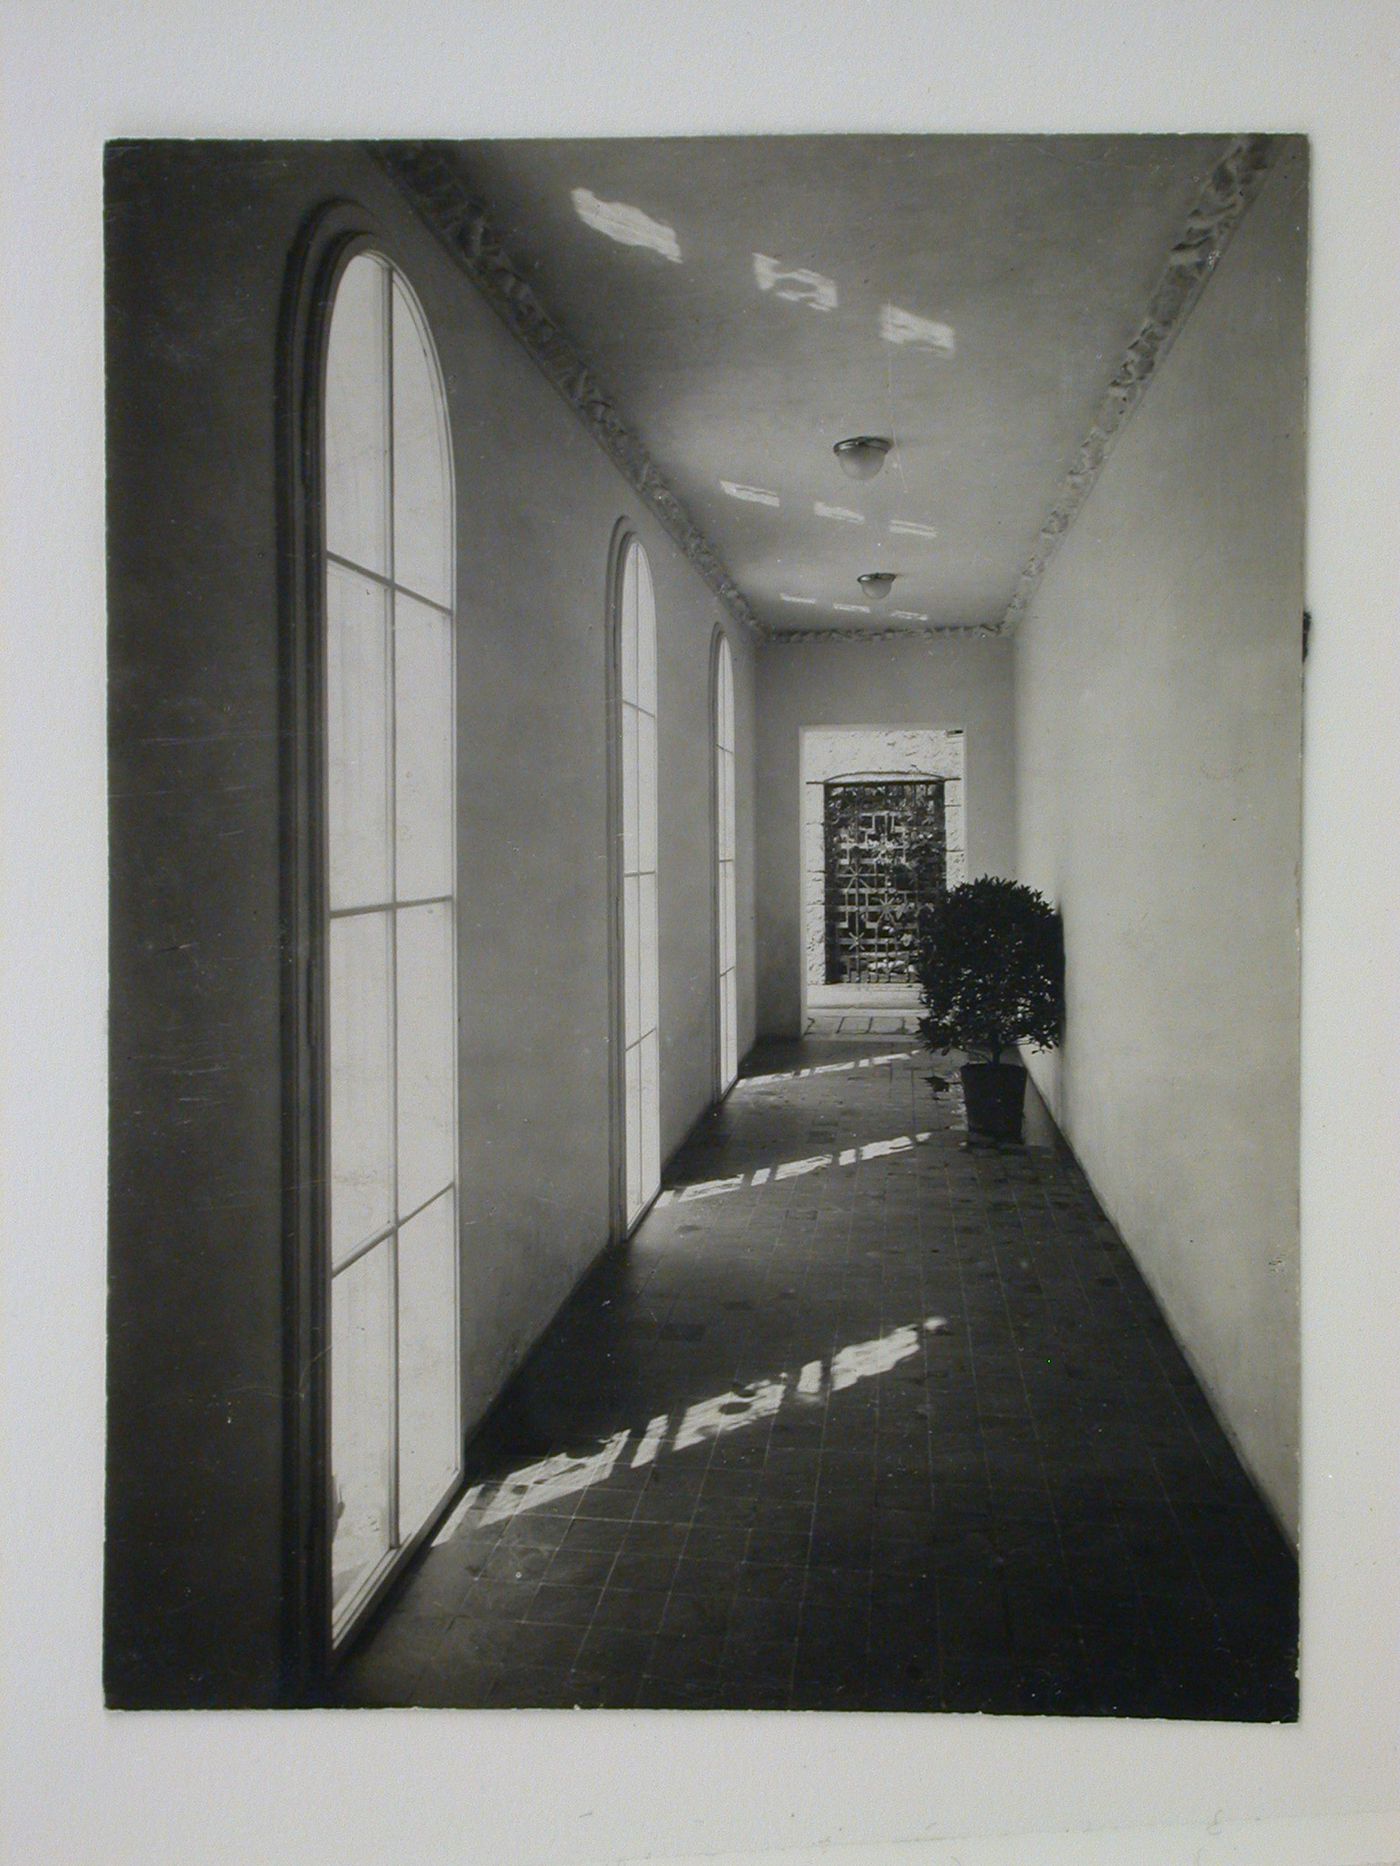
[640, 1030, 661, 1206]
[331, 1241, 394, 1614]
[325, 254, 388, 576]
[625, 1045, 642, 1225]
[638, 710, 657, 875]
[719, 640, 734, 749]
[329, 913, 393, 1266]
[398, 1189, 460, 1539]
[719, 745, 735, 861]
[728, 970, 739, 1089]
[621, 704, 639, 876]
[391, 276, 453, 607]
[721, 862, 736, 973]
[639, 871, 659, 1037]
[623, 874, 640, 1047]
[722, 972, 738, 1087]
[636, 548, 656, 716]
[620, 546, 637, 706]
[326, 563, 391, 911]
[394, 591, 454, 901]
[397, 902, 456, 1217]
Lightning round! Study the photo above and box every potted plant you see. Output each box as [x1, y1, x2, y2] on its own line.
[913, 877, 1064, 1141]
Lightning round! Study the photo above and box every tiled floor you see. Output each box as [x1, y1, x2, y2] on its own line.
[803, 1009, 922, 1035]
[332, 1038, 1298, 1718]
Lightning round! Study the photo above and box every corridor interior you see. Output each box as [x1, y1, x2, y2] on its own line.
[103, 133, 1305, 1717]
[332, 1042, 1297, 1715]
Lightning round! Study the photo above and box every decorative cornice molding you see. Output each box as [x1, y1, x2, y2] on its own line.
[767, 624, 997, 645]
[997, 134, 1280, 636]
[377, 136, 1279, 648]
[372, 143, 763, 638]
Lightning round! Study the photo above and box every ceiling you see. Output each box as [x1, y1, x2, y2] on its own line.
[444, 135, 1231, 635]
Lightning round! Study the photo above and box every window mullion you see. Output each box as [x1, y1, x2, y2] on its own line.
[382, 263, 402, 1558]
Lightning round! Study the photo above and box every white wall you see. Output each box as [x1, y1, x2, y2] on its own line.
[1014, 143, 1307, 1539]
[755, 634, 1016, 1034]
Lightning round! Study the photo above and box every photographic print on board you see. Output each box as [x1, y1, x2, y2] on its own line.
[104, 133, 1303, 1713]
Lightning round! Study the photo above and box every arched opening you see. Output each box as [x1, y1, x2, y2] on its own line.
[321, 250, 461, 1648]
[714, 631, 738, 1095]
[616, 535, 661, 1228]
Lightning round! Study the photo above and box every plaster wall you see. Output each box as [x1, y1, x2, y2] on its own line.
[105, 142, 755, 1705]
[754, 635, 1016, 1034]
[1014, 143, 1306, 1539]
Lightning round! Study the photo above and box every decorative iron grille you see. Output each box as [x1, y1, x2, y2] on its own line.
[823, 779, 947, 984]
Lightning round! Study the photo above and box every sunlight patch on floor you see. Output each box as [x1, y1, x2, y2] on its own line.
[437, 1316, 948, 1536]
[735, 1048, 920, 1087]
[655, 1127, 950, 1207]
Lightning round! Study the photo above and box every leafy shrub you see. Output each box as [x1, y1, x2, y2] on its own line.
[915, 876, 1064, 1064]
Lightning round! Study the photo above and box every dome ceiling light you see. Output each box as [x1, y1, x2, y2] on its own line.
[857, 572, 897, 600]
[833, 435, 892, 481]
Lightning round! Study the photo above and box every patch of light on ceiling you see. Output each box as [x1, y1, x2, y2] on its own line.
[891, 610, 930, 622]
[780, 593, 817, 605]
[889, 519, 939, 539]
[752, 252, 837, 312]
[571, 187, 681, 262]
[833, 602, 871, 615]
[880, 304, 955, 354]
[721, 480, 781, 507]
[814, 502, 864, 525]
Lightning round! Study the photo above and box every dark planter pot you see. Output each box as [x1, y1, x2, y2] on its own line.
[960, 1062, 1026, 1141]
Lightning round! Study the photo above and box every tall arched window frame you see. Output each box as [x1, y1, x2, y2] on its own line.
[616, 536, 661, 1229]
[714, 632, 739, 1095]
[320, 249, 462, 1649]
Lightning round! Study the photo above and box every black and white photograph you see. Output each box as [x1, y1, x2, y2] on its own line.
[103, 130, 1305, 1717]
[5, 4, 1398, 1864]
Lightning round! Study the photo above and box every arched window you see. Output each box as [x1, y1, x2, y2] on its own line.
[322, 251, 460, 1645]
[714, 633, 738, 1094]
[617, 537, 660, 1228]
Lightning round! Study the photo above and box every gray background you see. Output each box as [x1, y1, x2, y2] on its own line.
[3, 1, 1397, 1863]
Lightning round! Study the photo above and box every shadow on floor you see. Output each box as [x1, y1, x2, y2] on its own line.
[330, 1038, 1298, 1718]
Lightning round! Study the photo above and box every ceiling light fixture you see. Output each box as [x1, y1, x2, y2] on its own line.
[833, 436, 892, 481]
[857, 572, 897, 600]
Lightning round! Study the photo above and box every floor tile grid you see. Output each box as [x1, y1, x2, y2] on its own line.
[482, 1207, 809, 1709]
[899, 1089, 1224, 1709]
[337, 1040, 1297, 1717]
[986, 1145, 1284, 1710]
[1008, 1141, 1194, 1686]
[340, 1415, 697, 1704]
[979, 1154, 1142, 1695]
[626, 1066, 938, 1705]
[830, 1071, 949, 1703]
[433, 1468, 724, 1706]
